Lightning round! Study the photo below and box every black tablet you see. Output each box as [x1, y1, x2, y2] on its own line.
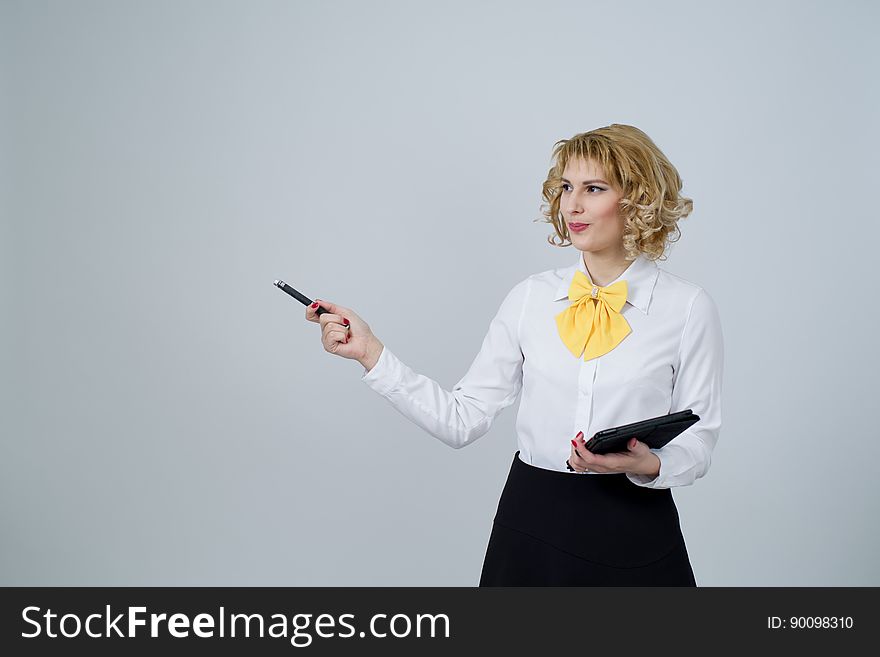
[583, 409, 700, 455]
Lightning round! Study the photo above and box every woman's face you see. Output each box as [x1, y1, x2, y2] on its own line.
[560, 158, 625, 256]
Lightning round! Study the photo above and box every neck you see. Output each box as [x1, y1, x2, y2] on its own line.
[581, 249, 632, 287]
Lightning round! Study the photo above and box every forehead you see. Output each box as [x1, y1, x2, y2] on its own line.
[562, 157, 606, 179]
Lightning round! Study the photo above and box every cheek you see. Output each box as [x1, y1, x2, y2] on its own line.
[596, 200, 622, 221]
[596, 208, 625, 232]
[593, 216, 623, 235]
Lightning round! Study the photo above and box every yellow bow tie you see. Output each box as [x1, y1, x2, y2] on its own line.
[555, 270, 631, 360]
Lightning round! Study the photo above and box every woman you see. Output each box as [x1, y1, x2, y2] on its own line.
[305, 124, 724, 586]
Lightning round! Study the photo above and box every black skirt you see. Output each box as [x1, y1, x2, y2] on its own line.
[479, 451, 697, 586]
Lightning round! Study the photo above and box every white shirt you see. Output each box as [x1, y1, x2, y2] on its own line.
[361, 250, 724, 489]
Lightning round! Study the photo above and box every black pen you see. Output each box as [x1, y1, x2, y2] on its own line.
[273, 279, 330, 316]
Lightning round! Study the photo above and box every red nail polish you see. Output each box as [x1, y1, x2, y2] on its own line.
[571, 439, 577, 447]
[343, 317, 350, 326]
[576, 431, 583, 439]
[310, 302, 318, 308]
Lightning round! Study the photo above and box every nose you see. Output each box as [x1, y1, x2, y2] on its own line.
[563, 191, 583, 218]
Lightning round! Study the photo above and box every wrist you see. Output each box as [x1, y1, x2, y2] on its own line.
[643, 453, 661, 477]
[359, 337, 384, 371]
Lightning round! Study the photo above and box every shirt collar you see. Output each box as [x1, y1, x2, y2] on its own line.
[553, 250, 660, 314]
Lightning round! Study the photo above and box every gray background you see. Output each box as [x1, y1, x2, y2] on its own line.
[2, 0, 878, 586]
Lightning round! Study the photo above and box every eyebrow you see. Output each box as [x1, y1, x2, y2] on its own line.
[561, 178, 609, 185]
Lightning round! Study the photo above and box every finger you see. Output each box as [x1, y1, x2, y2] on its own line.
[323, 323, 350, 344]
[570, 452, 591, 472]
[321, 321, 349, 343]
[319, 315, 346, 329]
[576, 433, 597, 460]
[315, 298, 348, 318]
[318, 310, 347, 330]
[322, 327, 350, 351]
[571, 441, 618, 473]
[569, 443, 590, 470]
[571, 436, 595, 463]
[305, 300, 322, 323]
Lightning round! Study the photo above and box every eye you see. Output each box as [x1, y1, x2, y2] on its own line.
[560, 183, 605, 193]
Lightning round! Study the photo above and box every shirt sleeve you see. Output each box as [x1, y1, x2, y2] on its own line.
[626, 287, 724, 489]
[360, 277, 529, 449]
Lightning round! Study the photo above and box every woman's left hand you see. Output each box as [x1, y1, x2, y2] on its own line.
[568, 432, 660, 477]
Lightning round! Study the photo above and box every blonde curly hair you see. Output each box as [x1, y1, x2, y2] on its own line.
[537, 124, 693, 262]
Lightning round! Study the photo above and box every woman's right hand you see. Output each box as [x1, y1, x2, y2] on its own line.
[305, 298, 384, 370]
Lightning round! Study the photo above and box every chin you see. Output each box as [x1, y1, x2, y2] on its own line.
[571, 235, 598, 247]
[572, 240, 608, 255]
